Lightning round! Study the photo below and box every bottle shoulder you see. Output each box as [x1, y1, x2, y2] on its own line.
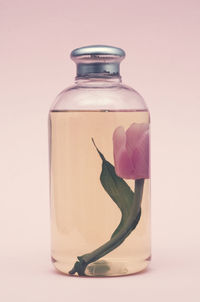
[50, 82, 149, 112]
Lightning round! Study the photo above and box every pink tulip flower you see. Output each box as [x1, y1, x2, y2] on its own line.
[113, 123, 149, 179]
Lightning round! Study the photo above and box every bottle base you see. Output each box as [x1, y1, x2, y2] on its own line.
[52, 256, 151, 277]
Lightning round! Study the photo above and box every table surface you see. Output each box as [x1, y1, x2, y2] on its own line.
[1, 241, 199, 302]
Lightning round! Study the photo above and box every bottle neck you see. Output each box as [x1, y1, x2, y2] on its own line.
[75, 75, 121, 87]
[76, 61, 121, 80]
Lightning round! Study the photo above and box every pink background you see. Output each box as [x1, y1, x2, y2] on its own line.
[1, 0, 200, 301]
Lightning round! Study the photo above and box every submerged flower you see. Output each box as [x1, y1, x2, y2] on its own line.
[113, 123, 149, 179]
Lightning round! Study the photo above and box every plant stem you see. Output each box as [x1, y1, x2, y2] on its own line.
[69, 179, 144, 276]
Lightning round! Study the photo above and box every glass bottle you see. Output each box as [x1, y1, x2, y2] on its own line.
[49, 45, 151, 277]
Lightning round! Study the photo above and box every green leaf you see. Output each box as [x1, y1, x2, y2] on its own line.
[100, 156, 135, 238]
[69, 139, 144, 276]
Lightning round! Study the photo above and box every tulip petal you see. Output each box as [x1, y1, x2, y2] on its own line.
[113, 127, 134, 179]
[113, 126, 126, 151]
[131, 131, 149, 179]
[114, 148, 134, 179]
[113, 122, 149, 180]
[126, 123, 149, 155]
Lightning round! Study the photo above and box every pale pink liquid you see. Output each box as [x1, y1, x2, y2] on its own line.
[49, 110, 151, 276]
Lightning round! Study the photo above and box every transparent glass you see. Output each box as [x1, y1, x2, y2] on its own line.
[49, 76, 151, 277]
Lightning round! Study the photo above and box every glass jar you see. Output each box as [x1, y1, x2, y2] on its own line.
[49, 45, 151, 277]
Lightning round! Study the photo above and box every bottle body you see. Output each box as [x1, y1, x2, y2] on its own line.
[49, 79, 151, 277]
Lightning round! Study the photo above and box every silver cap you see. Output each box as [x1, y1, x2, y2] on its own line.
[70, 45, 126, 78]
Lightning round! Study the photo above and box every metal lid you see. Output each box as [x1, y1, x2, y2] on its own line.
[70, 45, 125, 78]
[71, 45, 125, 58]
